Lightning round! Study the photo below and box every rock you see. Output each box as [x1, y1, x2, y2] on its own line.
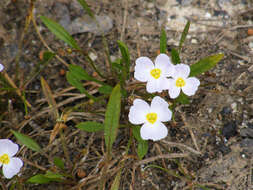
[221, 121, 237, 139]
[240, 128, 253, 138]
[240, 138, 253, 154]
[68, 15, 113, 35]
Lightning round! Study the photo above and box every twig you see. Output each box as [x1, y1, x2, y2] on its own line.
[135, 153, 189, 166]
[161, 140, 202, 155]
[120, 0, 128, 42]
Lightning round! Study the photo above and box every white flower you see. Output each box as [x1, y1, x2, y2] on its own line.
[0, 139, 23, 179]
[129, 96, 172, 141]
[167, 64, 200, 99]
[134, 54, 174, 93]
[0, 63, 4, 72]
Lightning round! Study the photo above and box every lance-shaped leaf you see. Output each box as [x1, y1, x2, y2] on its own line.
[132, 126, 148, 160]
[40, 16, 80, 50]
[160, 28, 167, 54]
[104, 84, 121, 154]
[11, 130, 41, 152]
[190, 53, 224, 77]
[76, 121, 104, 132]
[179, 21, 190, 52]
[77, 0, 95, 19]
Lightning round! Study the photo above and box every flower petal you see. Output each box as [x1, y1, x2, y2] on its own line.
[0, 64, 4, 72]
[155, 54, 174, 77]
[140, 122, 168, 141]
[134, 57, 154, 82]
[167, 79, 181, 99]
[182, 77, 200, 96]
[0, 139, 19, 157]
[146, 79, 159, 93]
[172, 64, 190, 79]
[129, 99, 150, 125]
[2, 157, 23, 179]
[151, 96, 172, 122]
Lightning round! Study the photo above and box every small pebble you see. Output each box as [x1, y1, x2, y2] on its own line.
[191, 39, 198, 44]
[89, 52, 97, 61]
[221, 121, 237, 139]
[205, 12, 212, 19]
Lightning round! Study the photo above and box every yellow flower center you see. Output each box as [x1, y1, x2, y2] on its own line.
[150, 68, 161, 79]
[175, 77, 186, 87]
[0, 154, 10, 165]
[146, 113, 157, 124]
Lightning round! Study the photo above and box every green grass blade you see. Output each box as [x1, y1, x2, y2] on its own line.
[160, 28, 167, 54]
[77, 0, 95, 19]
[190, 53, 224, 77]
[40, 16, 80, 50]
[76, 121, 104, 132]
[11, 130, 41, 152]
[179, 21, 190, 52]
[104, 84, 121, 154]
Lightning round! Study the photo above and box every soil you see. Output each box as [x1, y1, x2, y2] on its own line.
[0, 0, 253, 189]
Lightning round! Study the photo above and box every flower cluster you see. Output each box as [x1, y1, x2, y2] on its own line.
[129, 54, 200, 141]
[0, 139, 23, 179]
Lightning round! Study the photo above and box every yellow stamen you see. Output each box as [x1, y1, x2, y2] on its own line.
[0, 154, 10, 165]
[150, 68, 161, 79]
[175, 77, 186, 87]
[146, 113, 157, 124]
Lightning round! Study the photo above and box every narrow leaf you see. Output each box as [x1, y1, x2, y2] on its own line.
[171, 48, 180, 64]
[160, 28, 167, 54]
[132, 126, 148, 159]
[27, 174, 51, 184]
[76, 121, 104, 132]
[77, 0, 95, 19]
[44, 171, 63, 180]
[190, 53, 224, 77]
[104, 84, 121, 154]
[40, 16, 80, 50]
[69, 64, 105, 85]
[117, 41, 130, 79]
[66, 71, 95, 100]
[179, 21, 190, 52]
[137, 140, 148, 160]
[11, 130, 41, 152]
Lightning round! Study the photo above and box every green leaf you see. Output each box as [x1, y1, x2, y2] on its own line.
[160, 28, 167, 54]
[98, 85, 113, 95]
[117, 41, 130, 79]
[44, 171, 63, 181]
[76, 121, 104, 132]
[171, 48, 180, 64]
[27, 174, 51, 184]
[40, 16, 80, 50]
[77, 0, 95, 19]
[190, 53, 224, 77]
[11, 130, 41, 152]
[110, 169, 122, 190]
[53, 157, 64, 170]
[179, 21, 190, 52]
[68, 64, 105, 85]
[175, 92, 190, 105]
[132, 126, 148, 159]
[137, 140, 148, 160]
[104, 84, 121, 154]
[66, 71, 95, 100]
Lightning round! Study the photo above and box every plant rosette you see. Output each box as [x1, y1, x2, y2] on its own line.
[129, 96, 172, 141]
[134, 54, 174, 93]
[167, 64, 200, 98]
[0, 139, 23, 179]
